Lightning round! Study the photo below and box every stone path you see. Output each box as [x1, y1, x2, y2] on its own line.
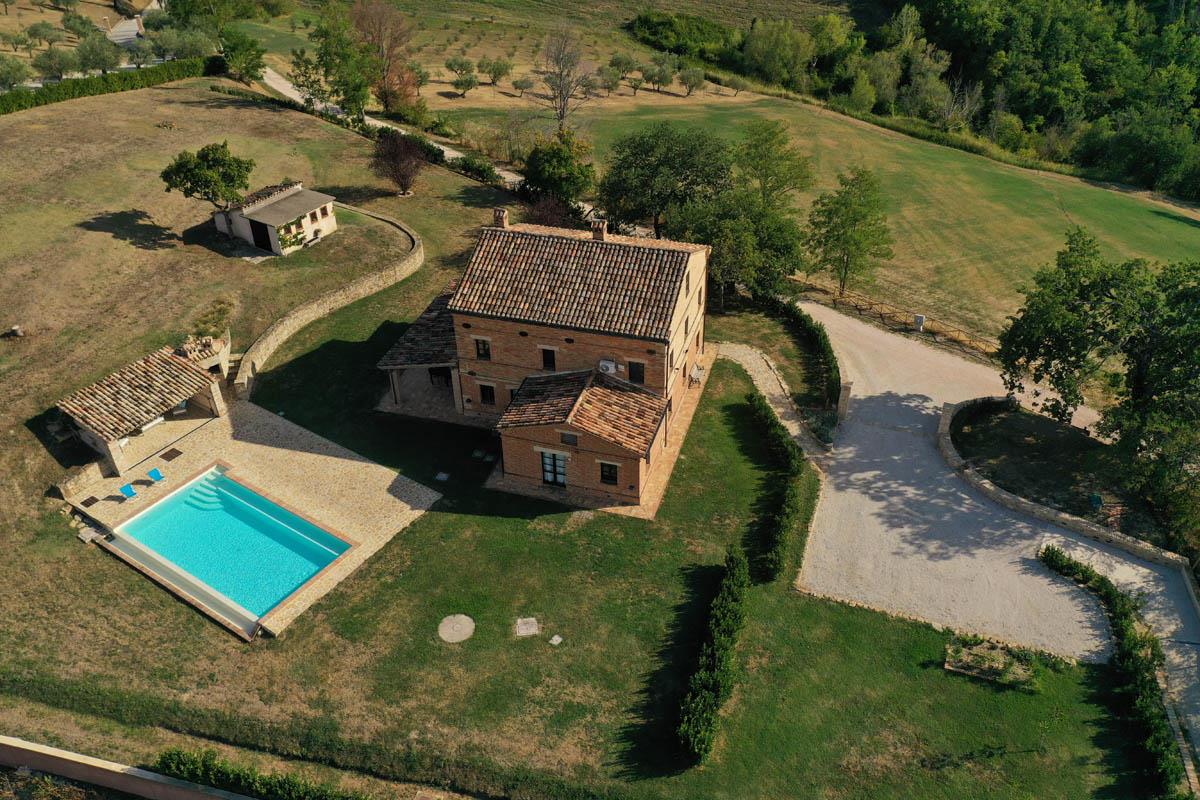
[719, 306, 1200, 761]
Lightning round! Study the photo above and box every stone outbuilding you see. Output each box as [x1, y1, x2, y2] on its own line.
[213, 182, 336, 256]
[57, 346, 228, 476]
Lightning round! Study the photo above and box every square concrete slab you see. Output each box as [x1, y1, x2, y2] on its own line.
[515, 617, 540, 637]
[435, 472, 450, 481]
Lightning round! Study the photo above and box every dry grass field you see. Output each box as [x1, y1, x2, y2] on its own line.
[0, 78, 420, 534]
[0, 0, 116, 64]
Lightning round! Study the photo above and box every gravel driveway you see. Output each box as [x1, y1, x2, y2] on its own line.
[734, 301, 1200, 751]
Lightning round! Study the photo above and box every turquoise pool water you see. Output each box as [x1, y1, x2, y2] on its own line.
[118, 468, 349, 617]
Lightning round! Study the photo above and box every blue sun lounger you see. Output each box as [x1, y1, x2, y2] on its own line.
[119, 483, 137, 500]
[148, 468, 165, 483]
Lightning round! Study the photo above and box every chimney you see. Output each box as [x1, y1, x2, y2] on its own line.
[493, 207, 510, 229]
[591, 218, 607, 242]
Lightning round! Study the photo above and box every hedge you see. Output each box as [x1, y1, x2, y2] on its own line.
[0, 669, 652, 800]
[676, 545, 750, 762]
[1039, 545, 1185, 796]
[746, 392, 804, 477]
[0, 57, 223, 115]
[755, 296, 841, 411]
[449, 152, 502, 185]
[156, 749, 361, 800]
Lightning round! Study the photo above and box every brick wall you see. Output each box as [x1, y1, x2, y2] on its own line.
[500, 422, 662, 502]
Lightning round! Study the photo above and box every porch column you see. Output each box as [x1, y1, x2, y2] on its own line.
[451, 367, 465, 414]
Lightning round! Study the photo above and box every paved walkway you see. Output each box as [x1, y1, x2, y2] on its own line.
[722, 304, 1200, 757]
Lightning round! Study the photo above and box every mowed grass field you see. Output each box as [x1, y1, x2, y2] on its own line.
[439, 94, 1200, 337]
[0, 78, 427, 535]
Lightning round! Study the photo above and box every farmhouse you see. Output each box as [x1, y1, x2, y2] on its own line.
[379, 208, 710, 506]
[57, 343, 228, 477]
[213, 182, 337, 256]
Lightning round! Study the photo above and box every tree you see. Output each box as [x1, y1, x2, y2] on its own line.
[726, 75, 750, 96]
[596, 65, 620, 95]
[598, 121, 732, 237]
[451, 72, 477, 96]
[61, 11, 94, 39]
[803, 166, 893, 295]
[998, 230, 1199, 530]
[741, 18, 812, 90]
[476, 55, 509, 85]
[608, 52, 636, 80]
[512, 74, 533, 97]
[76, 33, 122, 73]
[309, 0, 378, 119]
[41, 28, 66, 48]
[407, 60, 427, 94]
[148, 28, 180, 60]
[0, 0, 10, 15]
[160, 142, 255, 234]
[522, 129, 595, 204]
[31, 46, 77, 79]
[0, 53, 30, 89]
[678, 66, 705, 96]
[165, 0, 251, 35]
[845, 70, 876, 112]
[627, 75, 643, 95]
[734, 119, 813, 208]
[128, 37, 154, 68]
[219, 28, 265, 82]
[351, 0, 413, 111]
[539, 27, 590, 131]
[667, 188, 805, 308]
[289, 47, 329, 109]
[24, 21, 54, 48]
[443, 54, 473, 78]
[52, 0, 78, 11]
[371, 128, 426, 195]
[175, 29, 215, 59]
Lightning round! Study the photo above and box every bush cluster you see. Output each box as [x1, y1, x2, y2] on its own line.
[0, 669, 648, 800]
[449, 152, 502, 185]
[0, 57, 221, 116]
[676, 546, 750, 762]
[1038, 545, 1185, 796]
[756, 296, 841, 410]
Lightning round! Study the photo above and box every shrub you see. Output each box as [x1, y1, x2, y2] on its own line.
[1038, 545, 1185, 795]
[449, 152, 501, 184]
[0, 57, 220, 115]
[626, 12, 739, 62]
[755, 295, 841, 412]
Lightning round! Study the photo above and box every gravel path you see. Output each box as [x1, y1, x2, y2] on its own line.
[722, 305, 1200, 755]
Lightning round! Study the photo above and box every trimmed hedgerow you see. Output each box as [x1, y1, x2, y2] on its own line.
[0, 57, 223, 116]
[1039, 545, 1185, 796]
[755, 296, 841, 411]
[0, 669, 650, 800]
[676, 545, 750, 762]
[746, 391, 804, 477]
[449, 152, 502, 185]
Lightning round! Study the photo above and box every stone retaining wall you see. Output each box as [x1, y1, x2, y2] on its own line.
[0, 735, 252, 800]
[234, 203, 424, 398]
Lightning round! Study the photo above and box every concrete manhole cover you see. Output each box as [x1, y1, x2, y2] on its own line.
[438, 614, 475, 643]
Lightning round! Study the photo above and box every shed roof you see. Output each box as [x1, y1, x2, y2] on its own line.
[497, 370, 667, 456]
[376, 288, 458, 369]
[243, 188, 335, 227]
[58, 347, 217, 442]
[448, 225, 704, 342]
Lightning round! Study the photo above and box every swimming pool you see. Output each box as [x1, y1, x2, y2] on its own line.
[117, 467, 349, 619]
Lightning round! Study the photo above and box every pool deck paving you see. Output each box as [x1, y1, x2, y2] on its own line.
[64, 400, 441, 636]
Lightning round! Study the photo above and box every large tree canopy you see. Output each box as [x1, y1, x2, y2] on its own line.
[802, 166, 893, 296]
[160, 141, 255, 212]
[597, 121, 732, 238]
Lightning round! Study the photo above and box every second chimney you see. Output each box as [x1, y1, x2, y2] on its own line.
[493, 207, 510, 229]
[591, 218, 607, 242]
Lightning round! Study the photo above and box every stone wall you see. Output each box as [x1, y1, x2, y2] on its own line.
[234, 204, 424, 398]
[0, 735, 252, 800]
[938, 396, 1200, 609]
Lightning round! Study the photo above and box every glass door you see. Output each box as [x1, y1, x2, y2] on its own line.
[541, 451, 567, 487]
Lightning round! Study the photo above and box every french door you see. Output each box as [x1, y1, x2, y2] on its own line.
[541, 451, 567, 487]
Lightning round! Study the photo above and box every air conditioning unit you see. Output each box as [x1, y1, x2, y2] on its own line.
[598, 359, 619, 374]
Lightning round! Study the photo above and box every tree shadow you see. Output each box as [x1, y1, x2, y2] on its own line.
[1080, 662, 1156, 799]
[437, 90, 465, 100]
[1148, 207, 1200, 230]
[454, 183, 513, 209]
[77, 209, 180, 251]
[612, 562, 724, 779]
[718, 400, 783, 581]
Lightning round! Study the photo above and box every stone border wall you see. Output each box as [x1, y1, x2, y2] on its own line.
[233, 203, 424, 398]
[0, 735, 252, 800]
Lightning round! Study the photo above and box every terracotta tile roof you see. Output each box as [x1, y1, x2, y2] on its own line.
[507, 223, 707, 253]
[175, 335, 223, 362]
[377, 288, 458, 369]
[234, 182, 301, 211]
[448, 225, 703, 341]
[58, 347, 217, 442]
[498, 370, 667, 455]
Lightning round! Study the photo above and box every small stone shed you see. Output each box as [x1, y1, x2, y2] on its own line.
[213, 182, 337, 256]
[57, 346, 227, 476]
